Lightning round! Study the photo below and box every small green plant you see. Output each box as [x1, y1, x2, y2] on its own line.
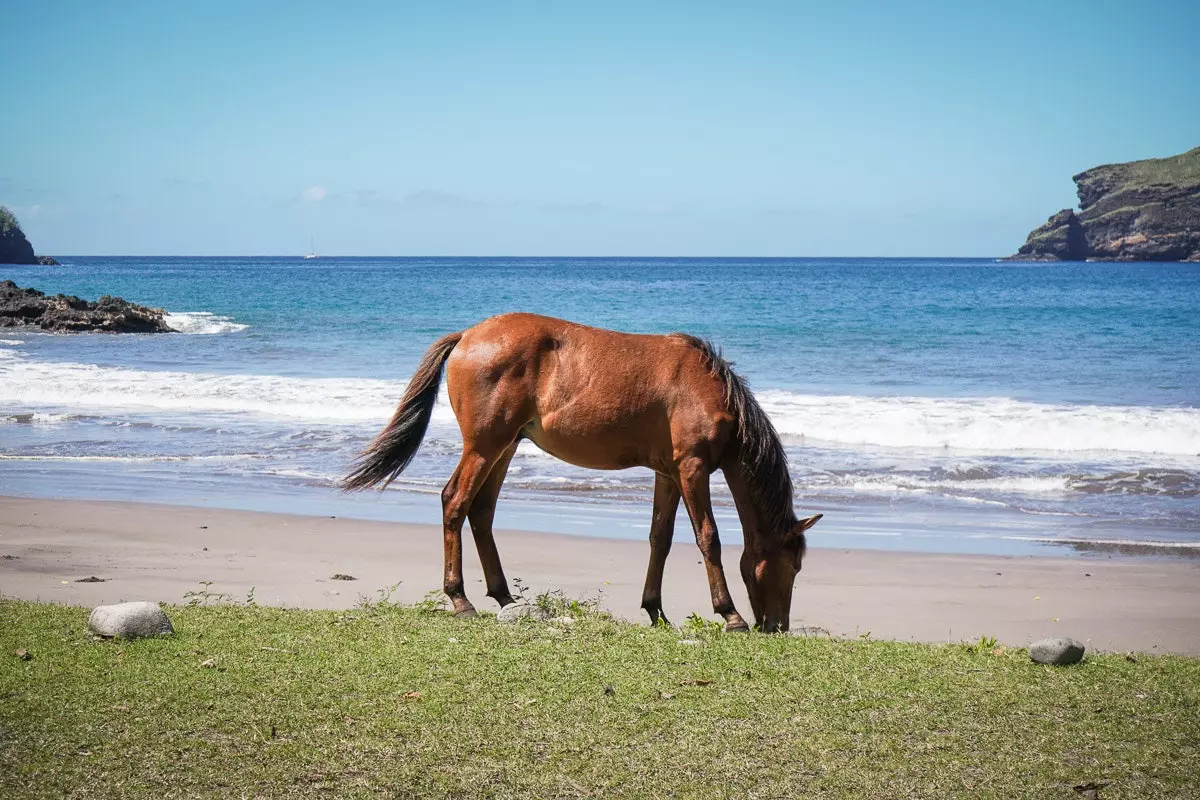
[683, 612, 723, 636]
[977, 634, 998, 650]
[532, 589, 606, 619]
[182, 581, 235, 607]
[414, 589, 448, 613]
[244, 587, 257, 607]
[356, 582, 408, 614]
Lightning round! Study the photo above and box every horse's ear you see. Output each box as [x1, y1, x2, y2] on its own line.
[786, 514, 822, 544]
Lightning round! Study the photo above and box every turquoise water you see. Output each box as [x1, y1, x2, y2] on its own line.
[2, 257, 1199, 556]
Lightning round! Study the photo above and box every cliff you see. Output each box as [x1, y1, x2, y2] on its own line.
[1007, 146, 1200, 262]
[0, 281, 175, 333]
[0, 206, 58, 265]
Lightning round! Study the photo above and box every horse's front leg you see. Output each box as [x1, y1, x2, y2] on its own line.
[640, 472, 681, 625]
[677, 458, 750, 632]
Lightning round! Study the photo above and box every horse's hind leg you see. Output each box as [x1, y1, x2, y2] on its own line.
[677, 458, 750, 632]
[467, 441, 519, 608]
[640, 473, 681, 625]
[441, 440, 511, 617]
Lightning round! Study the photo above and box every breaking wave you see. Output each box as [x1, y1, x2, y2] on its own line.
[757, 391, 1200, 456]
[2, 348, 1199, 458]
[164, 311, 249, 334]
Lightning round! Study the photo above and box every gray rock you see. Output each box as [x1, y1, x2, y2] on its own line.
[496, 602, 551, 624]
[87, 601, 174, 639]
[1029, 636, 1085, 666]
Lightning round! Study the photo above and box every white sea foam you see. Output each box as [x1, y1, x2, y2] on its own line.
[164, 311, 249, 334]
[2, 348, 1200, 458]
[827, 474, 1069, 495]
[0, 350, 409, 423]
[0, 338, 24, 346]
[757, 390, 1200, 456]
[2, 411, 82, 425]
[0, 454, 260, 463]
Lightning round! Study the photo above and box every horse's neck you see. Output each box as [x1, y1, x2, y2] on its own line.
[722, 458, 793, 553]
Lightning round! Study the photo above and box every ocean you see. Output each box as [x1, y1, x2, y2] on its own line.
[2, 257, 1198, 557]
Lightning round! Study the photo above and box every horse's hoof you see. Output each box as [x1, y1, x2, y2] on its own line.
[453, 606, 478, 619]
[725, 619, 751, 633]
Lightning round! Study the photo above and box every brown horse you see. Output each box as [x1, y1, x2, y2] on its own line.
[343, 313, 821, 632]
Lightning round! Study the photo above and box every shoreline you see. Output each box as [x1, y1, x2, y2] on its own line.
[2, 495, 1198, 655]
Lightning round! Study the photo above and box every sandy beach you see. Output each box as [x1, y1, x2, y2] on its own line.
[2, 494, 1197, 655]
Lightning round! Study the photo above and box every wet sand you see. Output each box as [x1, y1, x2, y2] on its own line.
[2, 495, 1197, 654]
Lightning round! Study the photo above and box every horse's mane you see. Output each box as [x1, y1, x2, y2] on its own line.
[671, 333, 796, 533]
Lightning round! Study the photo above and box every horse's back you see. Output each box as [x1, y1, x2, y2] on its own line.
[445, 314, 734, 470]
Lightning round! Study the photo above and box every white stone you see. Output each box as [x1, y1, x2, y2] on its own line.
[1029, 636, 1085, 666]
[87, 601, 174, 639]
[496, 602, 551, 624]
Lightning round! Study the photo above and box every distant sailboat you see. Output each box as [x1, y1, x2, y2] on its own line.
[304, 237, 319, 260]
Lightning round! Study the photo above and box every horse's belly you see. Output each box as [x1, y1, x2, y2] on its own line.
[522, 424, 652, 471]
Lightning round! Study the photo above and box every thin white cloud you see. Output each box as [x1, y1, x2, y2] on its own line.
[301, 186, 328, 203]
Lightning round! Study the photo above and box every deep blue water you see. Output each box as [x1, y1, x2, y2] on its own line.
[2, 257, 1199, 556]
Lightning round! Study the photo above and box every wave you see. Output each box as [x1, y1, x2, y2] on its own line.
[0, 338, 24, 346]
[814, 473, 1070, 496]
[0, 454, 261, 463]
[3, 348, 1200, 457]
[0, 350, 406, 423]
[757, 391, 1200, 456]
[164, 311, 249, 334]
[3, 411, 91, 425]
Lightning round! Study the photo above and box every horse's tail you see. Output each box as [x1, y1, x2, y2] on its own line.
[342, 331, 463, 492]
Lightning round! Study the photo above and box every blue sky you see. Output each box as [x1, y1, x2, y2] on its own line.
[2, 1, 1197, 256]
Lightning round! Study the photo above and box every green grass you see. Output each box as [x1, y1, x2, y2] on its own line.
[3, 597, 1199, 799]
[1079, 146, 1200, 193]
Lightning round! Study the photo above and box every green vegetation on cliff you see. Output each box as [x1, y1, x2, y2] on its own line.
[0, 206, 37, 265]
[1008, 147, 1200, 262]
[0, 206, 56, 265]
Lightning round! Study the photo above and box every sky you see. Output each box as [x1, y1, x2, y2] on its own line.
[2, 1, 1198, 257]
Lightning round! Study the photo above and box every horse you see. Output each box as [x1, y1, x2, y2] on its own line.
[342, 313, 822, 632]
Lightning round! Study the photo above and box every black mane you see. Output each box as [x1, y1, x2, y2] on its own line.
[672, 334, 796, 533]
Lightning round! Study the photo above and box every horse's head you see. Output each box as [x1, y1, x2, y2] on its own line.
[740, 513, 822, 633]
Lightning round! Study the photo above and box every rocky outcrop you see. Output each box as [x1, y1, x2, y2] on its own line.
[0, 280, 175, 333]
[0, 206, 57, 265]
[0, 207, 37, 264]
[1007, 146, 1200, 261]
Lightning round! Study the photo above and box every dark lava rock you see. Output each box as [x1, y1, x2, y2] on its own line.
[1006, 209, 1088, 261]
[36, 255, 61, 265]
[0, 280, 174, 333]
[1029, 636, 1086, 666]
[1006, 146, 1200, 262]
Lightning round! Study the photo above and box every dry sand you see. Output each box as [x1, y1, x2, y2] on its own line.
[1, 495, 1197, 654]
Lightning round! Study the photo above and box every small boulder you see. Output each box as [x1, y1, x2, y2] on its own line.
[88, 601, 174, 640]
[496, 602, 551, 624]
[1029, 636, 1085, 666]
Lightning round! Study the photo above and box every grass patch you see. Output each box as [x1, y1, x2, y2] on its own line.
[2, 598, 1199, 798]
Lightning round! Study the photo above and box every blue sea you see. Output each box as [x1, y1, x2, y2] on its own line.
[2, 257, 1199, 557]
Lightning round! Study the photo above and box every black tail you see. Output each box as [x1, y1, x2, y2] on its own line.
[342, 331, 462, 492]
